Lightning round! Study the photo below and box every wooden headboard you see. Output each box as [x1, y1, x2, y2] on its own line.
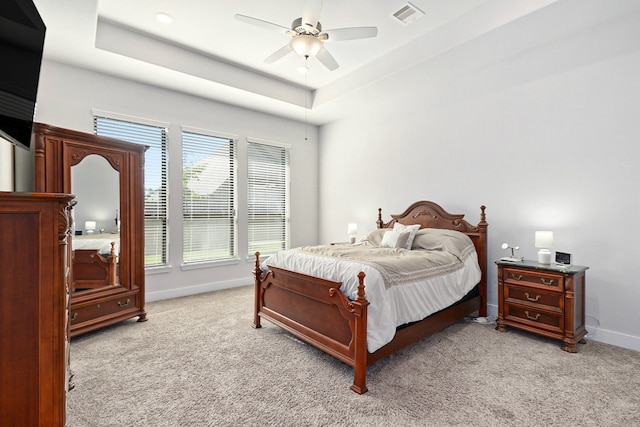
[376, 200, 488, 313]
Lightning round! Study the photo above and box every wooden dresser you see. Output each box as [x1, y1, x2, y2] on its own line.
[0, 192, 75, 426]
[495, 260, 588, 352]
[33, 122, 147, 337]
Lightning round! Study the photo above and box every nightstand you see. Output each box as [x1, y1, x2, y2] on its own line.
[495, 260, 588, 353]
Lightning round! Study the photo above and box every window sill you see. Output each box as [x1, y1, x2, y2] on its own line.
[180, 257, 241, 271]
[145, 265, 172, 275]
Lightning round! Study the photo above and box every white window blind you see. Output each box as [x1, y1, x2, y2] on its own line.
[94, 116, 169, 268]
[247, 141, 290, 256]
[182, 130, 236, 264]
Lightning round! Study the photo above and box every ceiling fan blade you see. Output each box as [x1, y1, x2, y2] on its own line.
[264, 44, 292, 64]
[316, 46, 339, 71]
[234, 14, 295, 36]
[302, 0, 323, 29]
[322, 26, 378, 41]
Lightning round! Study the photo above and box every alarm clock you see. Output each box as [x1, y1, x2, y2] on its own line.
[555, 251, 572, 266]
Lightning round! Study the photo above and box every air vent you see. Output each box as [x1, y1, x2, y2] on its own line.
[392, 2, 425, 25]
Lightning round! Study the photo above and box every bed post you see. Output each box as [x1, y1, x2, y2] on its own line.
[253, 252, 262, 329]
[107, 242, 117, 286]
[477, 206, 488, 317]
[351, 272, 369, 394]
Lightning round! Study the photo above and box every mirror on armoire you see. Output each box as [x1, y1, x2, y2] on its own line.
[70, 154, 121, 293]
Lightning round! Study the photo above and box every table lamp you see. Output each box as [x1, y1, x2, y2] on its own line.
[347, 223, 358, 244]
[535, 231, 554, 264]
[85, 220, 97, 235]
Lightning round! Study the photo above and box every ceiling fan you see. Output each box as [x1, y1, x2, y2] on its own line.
[234, 0, 377, 71]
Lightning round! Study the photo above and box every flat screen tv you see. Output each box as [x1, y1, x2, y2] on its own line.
[0, 0, 46, 151]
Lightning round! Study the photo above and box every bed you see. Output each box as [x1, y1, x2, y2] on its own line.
[72, 233, 120, 256]
[253, 200, 488, 394]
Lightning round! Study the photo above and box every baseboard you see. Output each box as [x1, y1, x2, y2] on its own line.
[146, 277, 251, 302]
[586, 326, 640, 352]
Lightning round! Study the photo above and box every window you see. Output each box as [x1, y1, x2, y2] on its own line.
[247, 140, 290, 256]
[94, 115, 169, 268]
[182, 129, 236, 264]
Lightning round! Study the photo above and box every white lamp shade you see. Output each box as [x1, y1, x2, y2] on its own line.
[535, 230, 553, 264]
[535, 231, 554, 248]
[347, 223, 358, 244]
[84, 221, 97, 230]
[290, 35, 323, 57]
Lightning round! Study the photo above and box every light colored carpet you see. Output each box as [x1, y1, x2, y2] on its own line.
[67, 285, 640, 427]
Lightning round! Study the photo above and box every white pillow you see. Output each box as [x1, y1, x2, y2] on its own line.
[360, 229, 387, 246]
[392, 223, 420, 249]
[380, 230, 410, 249]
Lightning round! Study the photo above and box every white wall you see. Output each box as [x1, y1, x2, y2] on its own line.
[0, 137, 12, 190]
[319, 1, 640, 351]
[33, 60, 319, 301]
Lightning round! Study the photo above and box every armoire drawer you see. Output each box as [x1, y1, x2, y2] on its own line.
[70, 292, 139, 326]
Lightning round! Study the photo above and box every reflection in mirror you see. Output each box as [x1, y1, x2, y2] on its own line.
[71, 154, 120, 292]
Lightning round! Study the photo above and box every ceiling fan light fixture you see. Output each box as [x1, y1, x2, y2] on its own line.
[155, 12, 173, 24]
[290, 34, 323, 57]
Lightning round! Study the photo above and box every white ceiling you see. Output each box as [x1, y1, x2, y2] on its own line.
[31, 0, 559, 125]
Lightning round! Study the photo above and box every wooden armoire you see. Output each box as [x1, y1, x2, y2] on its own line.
[0, 192, 75, 426]
[33, 122, 147, 337]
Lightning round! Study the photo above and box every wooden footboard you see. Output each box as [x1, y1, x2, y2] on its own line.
[254, 253, 370, 394]
[72, 244, 117, 292]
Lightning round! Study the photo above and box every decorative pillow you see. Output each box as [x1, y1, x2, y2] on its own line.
[380, 230, 410, 249]
[392, 223, 420, 249]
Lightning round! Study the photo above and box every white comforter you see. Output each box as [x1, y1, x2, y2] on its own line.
[262, 229, 481, 353]
[73, 233, 120, 255]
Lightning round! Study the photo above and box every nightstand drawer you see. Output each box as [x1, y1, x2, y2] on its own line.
[502, 267, 563, 290]
[505, 285, 562, 310]
[504, 303, 563, 334]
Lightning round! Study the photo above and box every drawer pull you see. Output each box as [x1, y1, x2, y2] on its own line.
[70, 312, 78, 321]
[510, 274, 523, 280]
[540, 278, 555, 286]
[525, 310, 541, 321]
[117, 298, 130, 308]
[525, 292, 540, 302]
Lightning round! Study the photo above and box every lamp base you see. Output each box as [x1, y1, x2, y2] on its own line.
[538, 249, 551, 264]
[349, 236, 356, 244]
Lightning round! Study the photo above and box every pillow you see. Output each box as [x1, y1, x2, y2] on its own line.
[380, 230, 410, 249]
[392, 223, 420, 249]
[360, 229, 387, 246]
[411, 229, 444, 250]
[411, 228, 475, 258]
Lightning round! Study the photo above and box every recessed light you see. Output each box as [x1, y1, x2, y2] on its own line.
[156, 12, 173, 24]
